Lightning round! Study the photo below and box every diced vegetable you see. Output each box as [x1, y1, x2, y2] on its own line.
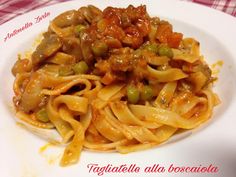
[127, 85, 140, 104]
[36, 108, 49, 122]
[167, 32, 183, 48]
[72, 61, 89, 74]
[156, 23, 172, 43]
[92, 41, 108, 57]
[141, 85, 154, 100]
[158, 45, 173, 58]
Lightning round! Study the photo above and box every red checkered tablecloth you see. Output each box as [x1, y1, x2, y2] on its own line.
[182, 0, 236, 16]
[0, 0, 70, 25]
[0, 0, 235, 25]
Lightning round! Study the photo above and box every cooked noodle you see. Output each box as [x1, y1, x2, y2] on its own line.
[11, 5, 220, 166]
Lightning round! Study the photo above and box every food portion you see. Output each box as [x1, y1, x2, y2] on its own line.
[12, 5, 219, 166]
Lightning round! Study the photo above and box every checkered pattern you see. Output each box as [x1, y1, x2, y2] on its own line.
[0, 0, 235, 25]
[0, 0, 70, 25]
[182, 0, 236, 16]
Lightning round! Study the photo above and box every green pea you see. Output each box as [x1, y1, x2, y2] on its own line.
[141, 85, 154, 101]
[75, 24, 86, 34]
[158, 45, 173, 58]
[92, 41, 108, 57]
[144, 43, 159, 54]
[36, 108, 49, 123]
[73, 61, 89, 74]
[59, 66, 74, 76]
[127, 85, 140, 104]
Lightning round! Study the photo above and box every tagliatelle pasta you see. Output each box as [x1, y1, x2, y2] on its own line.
[11, 5, 220, 166]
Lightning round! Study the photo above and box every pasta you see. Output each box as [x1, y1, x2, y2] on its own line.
[11, 5, 220, 166]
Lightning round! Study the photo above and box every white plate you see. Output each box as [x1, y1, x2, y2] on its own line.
[0, 0, 236, 177]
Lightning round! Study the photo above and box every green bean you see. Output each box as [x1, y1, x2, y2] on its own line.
[59, 66, 74, 76]
[127, 85, 140, 104]
[158, 45, 173, 58]
[36, 108, 49, 123]
[92, 41, 108, 57]
[144, 43, 159, 54]
[72, 61, 89, 74]
[141, 85, 154, 101]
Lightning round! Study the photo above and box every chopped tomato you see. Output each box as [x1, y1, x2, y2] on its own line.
[103, 7, 122, 26]
[103, 24, 125, 41]
[123, 25, 143, 49]
[156, 23, 173, 43]
[167, 32, 183, 48]
[125, 5, 147, 22]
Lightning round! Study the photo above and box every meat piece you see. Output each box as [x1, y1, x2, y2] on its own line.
[109, 54, 132, 72]
[53, 10, 85, 27]
[62, 37, 83, 61]
[79, 5, 103, 23]
[123, 25, 143, 49]
[32, 35, 62, 67]
[80, 32, 94, 65]
[94, 60, 111, 74]
[109, 48, 133, 72]
[193, 63, 212, 86]
[136, 18, 151, 37]
[125, 5, 148, 23]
